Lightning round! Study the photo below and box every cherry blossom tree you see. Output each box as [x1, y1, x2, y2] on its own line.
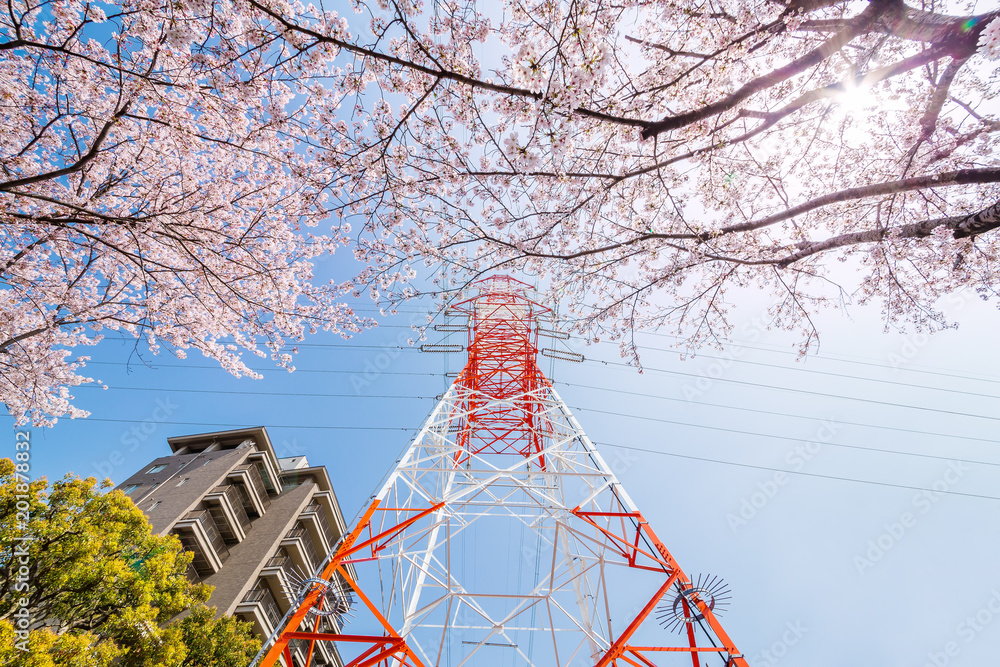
[0, 0, 368, 425]
[5, 0, 1000, 424]
[264, 0, 1000, 355]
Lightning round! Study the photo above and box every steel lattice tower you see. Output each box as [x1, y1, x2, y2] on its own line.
[253, 276, 750, 667]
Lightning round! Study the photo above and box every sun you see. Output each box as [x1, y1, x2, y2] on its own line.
[833, 81, 871, 115]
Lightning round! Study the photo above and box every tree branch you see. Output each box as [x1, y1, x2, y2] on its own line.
[640, 0, 884, 140]
[0, 102, 132, 191]
[772, 198, 1000, 266]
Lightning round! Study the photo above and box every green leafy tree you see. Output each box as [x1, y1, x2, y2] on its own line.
[0, 459, 260, 666]
[177, 606, 262, 667]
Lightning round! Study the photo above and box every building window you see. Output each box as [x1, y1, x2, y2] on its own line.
[177, 477, 189, 487]
[147, 501, 160, 511]
[150, 482, 161, 491]
[147, 464, 167, 474]
[122, 484, 140, 494]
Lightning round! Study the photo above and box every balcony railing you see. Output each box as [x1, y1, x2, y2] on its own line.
[261, 554, 298, 602]
[302, 502, 337, 546]
[319, 613, 342, 634]
[210, 484, 251, 528]
[235, 463, 270, 508]
[231, 482, 258, 519]
[242, 586, 283, 629]
[285, 527, 321, 570]
[228, 463, 271, 519]
[288, 638, 308, 666]
[174, 509, 230, 576]
[265, 555, 290, 569]
[186, 510, 229, 558]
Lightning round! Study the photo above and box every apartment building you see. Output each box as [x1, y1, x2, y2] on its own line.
[116, 427, 353, 667]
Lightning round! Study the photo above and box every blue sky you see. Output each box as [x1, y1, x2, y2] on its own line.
[6, 273, 1000, 667]
[7, 1, 1000, 664]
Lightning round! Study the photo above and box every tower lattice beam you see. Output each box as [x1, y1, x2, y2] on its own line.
[251, 276, 750, 667]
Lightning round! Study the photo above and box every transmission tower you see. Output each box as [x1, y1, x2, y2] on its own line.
[253, 276, 750, 667]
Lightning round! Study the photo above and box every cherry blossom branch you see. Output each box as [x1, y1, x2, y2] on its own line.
[0, 235, 50, 275]
[247, 0, 647, 129]
[639, 2, 882, 139]
[461, 168, 1000, 263]
[639, 2, 998, 140]
[623, 35, 718, 60]
[721, 168, 1000, 235]
[768, 200, 996, 266]
[0, 102, 132, 191]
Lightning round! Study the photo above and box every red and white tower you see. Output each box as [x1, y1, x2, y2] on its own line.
[253, 276, 750, 667]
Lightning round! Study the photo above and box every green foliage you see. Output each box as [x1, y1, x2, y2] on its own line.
[0, 460, 260, 666]
[0, 621, 122, 667]
[177, 606, 261, 667]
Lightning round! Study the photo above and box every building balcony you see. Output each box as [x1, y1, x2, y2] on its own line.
[281, 527, 322, 574]
[260, 555, 297, 604]
[299, 502, 336, 556]
[173, 510, 229, 575]
[287, 639, 308, 667]
[227, 463, 271, 518]
[203, 484, 251, 543]
[255, 561, 346, 667]
[236, 584, 284, 639]
[246, 450, 281, 495]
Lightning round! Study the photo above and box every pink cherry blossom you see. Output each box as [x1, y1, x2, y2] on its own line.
[5, 0, 1000, 425]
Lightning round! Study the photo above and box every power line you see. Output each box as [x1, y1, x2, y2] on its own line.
[89, 335, 1000, 402]
[69, 379, 998, 453]
[86, 295, 1000, 386]
[582, 358, 1000, 422]
[624, 342, 1000, 399]
[556, 381, 998, 445]
[597, 441, 1000, 503]
[40, 418, 416, 432]
[347, 310, 982, 383]
[85, 356, 999, 419]
[629, 326, 1000, 386]
[569, 405, 1000, 469]
[25, 383, 1000, 468]
[75, 385, 435, 400]
[85, 360, 439, 376]
[69, 362, 1000, 431]
[70, 369, 1000, 435]
[431, 321, 1000, 390]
